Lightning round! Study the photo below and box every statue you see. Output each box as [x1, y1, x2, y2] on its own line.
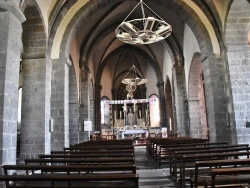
[127, 108, 135, 125]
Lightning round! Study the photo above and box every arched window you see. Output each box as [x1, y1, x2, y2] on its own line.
[101, 96, 110, 124]
[149, 94, 160, 127]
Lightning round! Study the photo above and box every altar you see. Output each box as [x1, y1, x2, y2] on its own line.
[114, 127, 148, 139]
[107, 98, 150, 140]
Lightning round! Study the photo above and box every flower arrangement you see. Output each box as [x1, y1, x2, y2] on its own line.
[134, 136, 139, 141]
[133, 134, 141, 141]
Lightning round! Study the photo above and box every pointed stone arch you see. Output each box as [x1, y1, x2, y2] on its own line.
[188, 53, 208, 139]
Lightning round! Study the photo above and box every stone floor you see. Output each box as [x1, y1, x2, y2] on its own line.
[134, 146, 176, 188]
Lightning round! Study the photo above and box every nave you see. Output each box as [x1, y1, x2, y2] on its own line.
[135, 146, 175, 188]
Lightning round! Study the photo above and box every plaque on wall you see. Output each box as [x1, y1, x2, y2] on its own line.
[84, 121, 92, 131]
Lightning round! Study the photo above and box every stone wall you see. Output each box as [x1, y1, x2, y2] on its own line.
[225, 0, 250, 144]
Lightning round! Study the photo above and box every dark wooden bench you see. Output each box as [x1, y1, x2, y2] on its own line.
[168, 143, 247, 176]
[3, 164, 137, 175]
[0, 173, 139, 188]
[178, 151, 250, 187]
[64, 145, 134, 152]
[7, 139, 138, 187]
[73, 139, 133, 146]
[204, 167, 250, 188]
[25, 157, 135, 166]
[146, 137, 208, 160]
[53, 149, 134, 155]
[171, 145, 249, 181]
[158, 141, 230, 168]
[39, 152, 134, 159]
[190, 158, 250, 188]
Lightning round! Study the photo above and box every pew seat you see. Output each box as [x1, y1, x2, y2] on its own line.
[0, 173, 139, 188]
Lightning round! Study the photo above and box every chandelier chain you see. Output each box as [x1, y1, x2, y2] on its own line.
[122, 1, 140, 23]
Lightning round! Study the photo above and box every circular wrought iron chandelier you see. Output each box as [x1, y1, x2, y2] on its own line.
[115, 0, 172, 45]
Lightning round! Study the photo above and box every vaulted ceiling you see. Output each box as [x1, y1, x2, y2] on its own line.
[44, 0, 230, 98]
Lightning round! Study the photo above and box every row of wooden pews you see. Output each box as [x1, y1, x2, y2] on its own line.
[146, 137, 209, 167]
[147, 137, 250, 188]
[0, 139, 139, 188]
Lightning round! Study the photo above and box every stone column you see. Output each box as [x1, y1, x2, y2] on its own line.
[157, 81, 167, 128]
[188, 99, 201, 137]
[0, 1, 25, 169]
[172, 66, 189, 136]
[141, 87, 147, 118]
[202, 56, 230, 142]
[78, 66, 90, 142]
[95, 84, 102, 131]
[69, 65, 79, 145]
[51, 58, 69, 150]
[111, 89, 117, 127]
[20, 58, 51, 159]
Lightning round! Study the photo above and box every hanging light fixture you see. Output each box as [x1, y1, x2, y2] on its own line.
[115, 0, 172, 45]
[122, 65, 148, 99]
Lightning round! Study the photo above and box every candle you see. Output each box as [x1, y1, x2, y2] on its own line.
[169, 118, 172, 131]
[120, 111, 122, 119]
[114, 111, 116, 119]
[139, 110, 141, 118]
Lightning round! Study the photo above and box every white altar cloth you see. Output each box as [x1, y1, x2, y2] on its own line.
[117, 129, 148, 139]
[123, 129, 147, 134]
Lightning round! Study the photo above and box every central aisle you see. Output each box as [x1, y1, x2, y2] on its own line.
[134, 146, 176, 188]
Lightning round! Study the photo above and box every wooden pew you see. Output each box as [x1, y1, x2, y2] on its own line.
[170, 144, 249, 181]
[25, 157, 135, 166]
[64, 145, 134, 152]
[3, 164, 137, 175]
[205, 167, 250, 188]
[55, 149, 134, 155]
[146, 137, 208, 160]
[74, 139, 133, 146]
[6, 139, 138, 187]
[178, 151, 250, 187]
[39, 152, 134, 159]
[190, 158, 250, 188]
[158, 141, 230, 168]
[0, 173, 139, 188]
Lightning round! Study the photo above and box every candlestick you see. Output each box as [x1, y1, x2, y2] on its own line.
[169, 118, 172, 131]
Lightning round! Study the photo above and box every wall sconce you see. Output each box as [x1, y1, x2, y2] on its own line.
[79, 103, 84, 108]
[184, 100, 188, 106]
[78, 123, 83, 132]
[187, 117, 190, 126]
[225, 113, 230, 127]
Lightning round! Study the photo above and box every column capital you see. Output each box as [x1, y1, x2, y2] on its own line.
[83, 65, 90, 73]
[0, 1, 25, 23]
[156, 81, 164, 88]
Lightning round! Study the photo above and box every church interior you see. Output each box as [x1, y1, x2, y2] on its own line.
[0, 0, 250, 187]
